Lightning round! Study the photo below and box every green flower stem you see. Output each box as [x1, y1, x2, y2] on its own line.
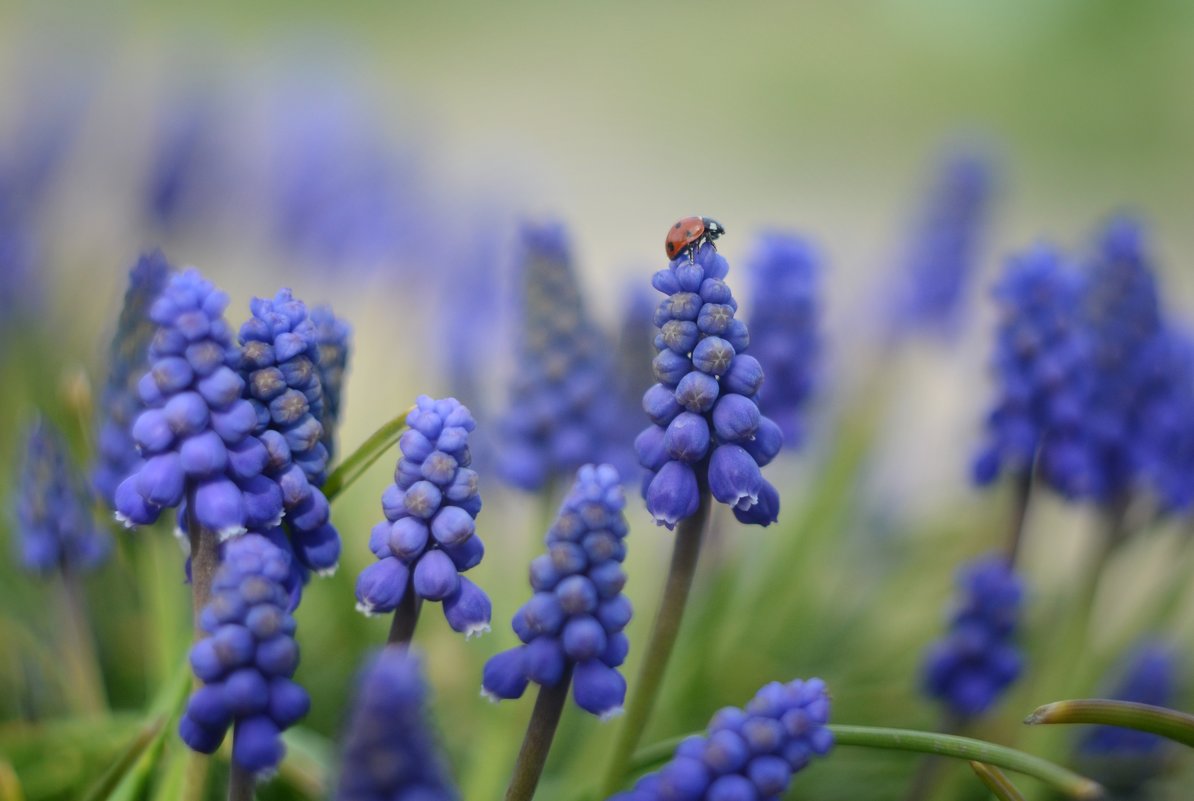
[323, 407, 413, 502]
[1004, 468, 1034, 565]
[58, 571, 107, 716]
[600, 490, 713, 797]
[1025, 699, 1194, 748]
[387, 582, 423, 646]
[630, 725, 1103, 799]
[970, 762, 1027, 801]
[184, 494, 221, 801]
[504, 666, 574, 801]
[228, 765, 254, 801]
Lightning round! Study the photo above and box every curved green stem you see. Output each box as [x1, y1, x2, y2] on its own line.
[1026, 699, 1194, 748]
[228, 765, 255, 801]
[504, 668, 573, 801]
[631, 725, 1103, 799]
[600, 491, 712, 797]
[322, 408, 413, 501]
[970, 762, 1026, 801]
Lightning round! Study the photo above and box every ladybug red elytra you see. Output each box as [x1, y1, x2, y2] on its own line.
[665, 216, 726, 262]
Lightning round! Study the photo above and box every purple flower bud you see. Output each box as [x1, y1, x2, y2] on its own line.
[663, 413, 711, 463]
[355, 558, 410, 616]
[413, 549, 460, 601]
[572, 659, 626, 720]
[708, 445, 763, 511]
[483, 648, 530, 702]
[712, 394, 760, 444]
[644, 383, 683, 427]
[675, 371, 720, 414]
[443, 576, 491, 638]
[524, 637, 567, 686]
[646, 460, 700, 529]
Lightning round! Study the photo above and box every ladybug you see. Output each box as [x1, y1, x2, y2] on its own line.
[665, 216, 726, 262]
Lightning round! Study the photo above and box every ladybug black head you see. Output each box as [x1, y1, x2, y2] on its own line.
[701, 217, 725, 240]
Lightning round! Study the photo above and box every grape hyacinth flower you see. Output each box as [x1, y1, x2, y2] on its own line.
[16, 419, 109, 575]
[483, 463, 632, 719]
[310, 304, 351, 461]
[922, 553, 1024, 719]
[888, 150, 994, 335]
[1136, 328, 1194, 513]
[607, 677, 833, 800]
[1075, 643, 1177, 795]
[180, 534, 309, 774]
[1079, 217, 1169, 506]
[972, 244, 1094, 497]
[355, 395, 491, 639]
[92, 251, 173, 507]
[746, 231, 821, 448]
[637, 242, 782, 528]
[113, 268, 283, 540]
[498, 222, 630, 491]
[236, 289, 340, 575]
[336, 647, 459, 801]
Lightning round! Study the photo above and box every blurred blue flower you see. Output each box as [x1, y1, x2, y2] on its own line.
[113, 269, 283, 540]
[180, 533, 309, 774]
[1135, 328, 1194, 513]
[310, 304, 351, 462]
[607, 677, 833, 800]
[637, 243, 782, 529]
[1076, 642, 1177, 795]
[268, 86, 426, 272]
[143, 93, 228, 232]
[922, 553, 1023, 719]
[972, 244, 1095, 495]
[483, 464, 631, 719]
[93, 252, 174, 507]
[336, 647, 459, 801]
[888, 150, 994, 335]
[356, 396, 491, 637]
[746, 231, 821, 448]
[16, 418, 109, 575]
[1078, 216, 1167, 505]
[497, 222, 631, 491]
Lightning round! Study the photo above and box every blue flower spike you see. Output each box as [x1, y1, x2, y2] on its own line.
[355, 395, 491, 640]
[179, 533, 309, 775]
[17, 418, 109, 575]
[746, 232, 821, 449]
[114, 268, 283, 541]
[606, 677, 833, 800]
[336, 647, 459, 801]
[637, 241, 781, 529]
[92, 251, 173, 507]
[498, 222, 630, 490]
[973, 244, 1093, 496]
[483, 463, 632, 720]
[922, 553, 1024, 719]
[310, 304, 351, 461]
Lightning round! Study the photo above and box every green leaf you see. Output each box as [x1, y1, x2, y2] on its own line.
[79, 717, 165, 801]
[1025, 698, 1194, 748]
[322, 408, 412, 501]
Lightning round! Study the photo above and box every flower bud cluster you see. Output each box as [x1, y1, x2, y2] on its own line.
[636, 243, 781, 529]
[355, 396, 491, 637]
[180, 534, 309, 774]
[498, 222, 629, 490]
[922, 554, 1023, 718]
[972, 245, 1094, 495]
[483, 464, 631, 719]
[336, 647, 459, 801]
[608, 678, 833, 800]
[237, 289, 339, 575]
[114, 269, 283, 540]
[310, 304, 351, 461]
[93, 251, 172, 507]
[746, 232, 821, 449]
[17, 419, 109, 575]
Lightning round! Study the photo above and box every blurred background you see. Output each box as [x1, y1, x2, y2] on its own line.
[2, 1, 1193, 799]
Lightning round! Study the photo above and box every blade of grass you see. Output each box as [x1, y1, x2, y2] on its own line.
[1025, 699, 1194, 748]
[322, 407, 412, 501]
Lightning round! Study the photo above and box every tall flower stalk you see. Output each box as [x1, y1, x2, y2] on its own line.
[604, 237, 782, 795]
[485, 463, 632, 801]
